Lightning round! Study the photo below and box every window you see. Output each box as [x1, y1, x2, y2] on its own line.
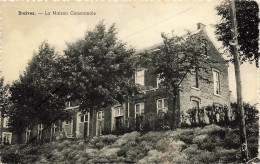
[114, 106, 124, 117]
[2, 132, 12, 144]
[77, 112, 89, 137]
[80, 114, 88, 122]
[157, 98, 168, 113]
[65, 120, 72, 125]
[97, 111, 104, 120]
[213, 69, 220, 95]
[96, 111, 104, 136]
[135, 70, 145, 86]
[3, 117, 9, 128]
[112, 105, 124, 131]
[157, 75, 164, 88]
[38, 123, 44, 140]
[65, 101, 71, 108]
[191, 69, 199, 88]
[52, 123, 57, 133]
[135, 103, 144, 117]
[25, 127, 31, 144]
[192, 100, 200, 110]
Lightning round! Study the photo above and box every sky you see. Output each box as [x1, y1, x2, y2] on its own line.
[0, 1, 258, 104]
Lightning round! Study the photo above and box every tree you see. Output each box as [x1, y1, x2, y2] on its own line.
[215, 1, 259, 161]
[142, 30, 209, 128]
[215, 0, 259, 67]
[7, 42, 70, 140]
[0, 77, 9, 116]
[61, 22, 139, 133]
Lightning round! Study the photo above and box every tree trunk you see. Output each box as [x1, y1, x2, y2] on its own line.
[172, 88, 180, 129]
[229, 0, 248, 162]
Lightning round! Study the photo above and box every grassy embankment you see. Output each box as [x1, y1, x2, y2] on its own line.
[1, 120, 258, 163]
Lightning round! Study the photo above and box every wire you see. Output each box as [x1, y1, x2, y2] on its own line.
[123, 8, 192, 40]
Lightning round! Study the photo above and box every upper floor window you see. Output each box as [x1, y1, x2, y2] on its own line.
[80, 113, 89, 123]
[114, 106, 124, 117]
[213, 69, 221, 95]
[157, 75, 164, 88]
[135, 103, 144, 117]
[157, 98, 168, 113]
[135, 70, 145, 86]
[191, 68, 199, 88]
[3, 117, 9, 128]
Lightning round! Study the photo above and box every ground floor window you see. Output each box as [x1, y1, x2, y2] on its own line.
[96, 111, 104, 136]
[113, 105, 124, 130]
[2, 132, 12, 144]
[157, 98, 168, 113]
[38, 123, 44, 141]
[115, 116, 124, 129]
[135, 103, 145, 130]
[77, 112, 90, 138]
[135, 103, 144, 117]
[25, 127, 31, 144]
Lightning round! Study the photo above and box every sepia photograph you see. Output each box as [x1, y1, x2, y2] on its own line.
[0, 0, 259, 163]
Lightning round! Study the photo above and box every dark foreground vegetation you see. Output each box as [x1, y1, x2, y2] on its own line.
[1, 119, 258, 164]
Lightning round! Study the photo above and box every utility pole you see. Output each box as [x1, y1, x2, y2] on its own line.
[228, 0, 248, 162]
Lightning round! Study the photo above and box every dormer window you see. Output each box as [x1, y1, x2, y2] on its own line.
[135, 70, 145, 86]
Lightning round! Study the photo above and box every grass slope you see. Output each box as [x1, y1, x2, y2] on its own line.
[1, 121, 258, 163]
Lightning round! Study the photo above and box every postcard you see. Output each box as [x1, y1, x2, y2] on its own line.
[0, 0, 259, 163]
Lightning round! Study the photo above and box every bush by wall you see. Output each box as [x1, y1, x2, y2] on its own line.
[180, 103, 258, 128]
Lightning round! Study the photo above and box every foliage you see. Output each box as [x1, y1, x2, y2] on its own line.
[1, 120, 258, 163]
[139, 31, 210, 128]
[61, 21, 139, 114]
[180, 103, 257, 128]
[139, 112, 173, 132]
[0, 77, 10, 117]
[215, 0, 259, 67]
[5, 42, 71, 134]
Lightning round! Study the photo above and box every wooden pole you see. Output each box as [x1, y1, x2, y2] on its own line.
[228, 0, 248, 162]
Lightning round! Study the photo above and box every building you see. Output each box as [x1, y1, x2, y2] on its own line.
[1, 23, 231, 144]
[0, 114, 13, 144]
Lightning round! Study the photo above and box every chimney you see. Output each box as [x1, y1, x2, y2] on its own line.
[197, 23, 206, 30]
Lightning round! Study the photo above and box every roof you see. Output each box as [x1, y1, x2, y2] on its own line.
[135, 23, 222, 56]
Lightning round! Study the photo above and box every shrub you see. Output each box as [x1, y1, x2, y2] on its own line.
[140, 131, 163, 143]
[192, 134, 207, 145]
[100, 147, 120, 158]
[223, 132, 240, 149]
[199, 135, 221, 151]
[178, 130, 194, 144]
[100, 134, 118, 145]
[113, 131, 140, 147]
[77, 141, 86, 151]
[85, 148, 98, 157]
[61, 148, 70, 158]
[1, 152, 23, 163]
[215, 147, 237, 163]
[197, 150, 220, 163]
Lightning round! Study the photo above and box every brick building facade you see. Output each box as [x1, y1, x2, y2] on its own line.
[1, 23, 231, 144]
